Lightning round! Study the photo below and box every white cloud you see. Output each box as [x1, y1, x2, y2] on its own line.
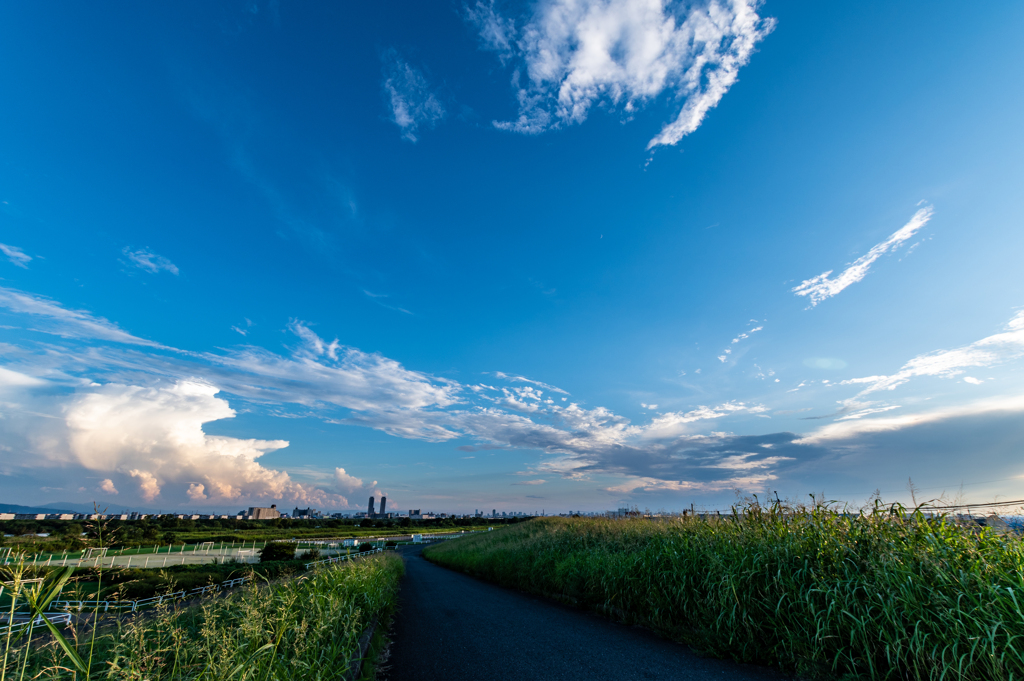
[796, 394, 1024, 445]
[963, 376, 983, 385]
[231, 318, 253, 336]
[469, 0, 774, 149]
[362, 290, 413, 315]
[333, 467, 368, 493]
[835, 405, 901, 421]
[0, 286, 167, 348]
[717, 323, 762, 362]
[0, 243, 32, 269]
[0, 366, 46, 388]
[54, 380, 343, 506]
[514, 479, 547, 485]
[99, 479, 118, 495]
[792, 207, 933, 307]
[0, 286, 787, 498]
[122, 247, 179, 275]
[465, 0, 517, 62]
[382, 49, 446, 142]
[842, 310, 1024, 396]
[493, 371, 570, 394]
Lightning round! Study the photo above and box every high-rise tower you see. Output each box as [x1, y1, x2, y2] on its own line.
[380, 496, 387, 516]
[368, 496, 375, 515]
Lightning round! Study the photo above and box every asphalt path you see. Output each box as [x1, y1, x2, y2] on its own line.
[386, 545, 787, 681]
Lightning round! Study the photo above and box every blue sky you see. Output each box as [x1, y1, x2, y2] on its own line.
[1, 0, 1023, 514]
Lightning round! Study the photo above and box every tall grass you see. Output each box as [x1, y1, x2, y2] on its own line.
[424, 506, 1024, 680]
[4, 553, 403, 680]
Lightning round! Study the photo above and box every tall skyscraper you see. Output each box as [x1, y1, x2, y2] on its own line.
[368, 496, 375, 515]
[380, 496, 387, 516]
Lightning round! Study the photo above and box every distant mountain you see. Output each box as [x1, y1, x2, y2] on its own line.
[0, 503, 75, 515]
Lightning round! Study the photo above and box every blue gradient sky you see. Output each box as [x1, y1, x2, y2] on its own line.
[1, 0, 1022, 513]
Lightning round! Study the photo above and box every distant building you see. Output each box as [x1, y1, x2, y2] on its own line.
[292, 507, 321, 519]
[380, 496, 387, 516]
[368, 496, 376, 516]
[247, 505, 280, 520]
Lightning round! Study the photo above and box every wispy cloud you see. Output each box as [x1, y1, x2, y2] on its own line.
[0, 286, 168, 348]
[362, 290, 413, 315]
[382, 49, 447, 142]
[840, 309, 1024, 396]
[0, 286, 790, 501]
[717, 322, 763, 362]
[493, 371, 569, 395]
[0, 243, 32, 269]
[466, 0, 774, 150]
[231, 318, 254, 336]
[796, 394, 1024, 445]
[122, 247, 180, 275]
[792, 207, 933, 307]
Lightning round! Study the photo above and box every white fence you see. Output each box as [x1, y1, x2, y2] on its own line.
[304, 547, 382, 569]
[48, 576, 252, 614]
[0, 613, 73, 635]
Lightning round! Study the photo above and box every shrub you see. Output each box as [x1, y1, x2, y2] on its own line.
[358, 542, 373, 553]
[259, 541, 296, 562]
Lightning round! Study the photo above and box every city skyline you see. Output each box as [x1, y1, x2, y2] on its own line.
[1, 1, 1022, 514]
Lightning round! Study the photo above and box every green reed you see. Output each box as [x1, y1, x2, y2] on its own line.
[5, 553, 403, 680]
[424, 506, 1024, 680]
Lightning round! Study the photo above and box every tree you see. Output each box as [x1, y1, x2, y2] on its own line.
[259, 542, 297, 562]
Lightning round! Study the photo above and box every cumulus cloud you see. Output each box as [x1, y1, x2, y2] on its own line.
[99, 479, 118, 495]
[382, 49, 447, 142]
[792, 207, 933, 307]
[841, 310, 1024, 396]
[54, 380, 343, 506]
[0, 243, 32, 269]
[122, 247, 180, 275]
[467, 0, 774, 149]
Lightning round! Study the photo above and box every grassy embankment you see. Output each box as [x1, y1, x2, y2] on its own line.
[3, 553, 404, 680]
[424, 508, 1024, 680]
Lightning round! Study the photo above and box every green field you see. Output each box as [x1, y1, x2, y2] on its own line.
[0, 516, 516, 558]
[424, 508, 1024, 680]
[5, 553, 404, 680]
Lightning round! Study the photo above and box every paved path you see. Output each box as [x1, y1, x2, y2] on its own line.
[386, 546, 787, 681]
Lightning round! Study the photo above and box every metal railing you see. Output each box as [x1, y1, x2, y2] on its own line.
[0, 613, 73, 635]
[304, 547, 383, 569]
[49, 576, 252, 613]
